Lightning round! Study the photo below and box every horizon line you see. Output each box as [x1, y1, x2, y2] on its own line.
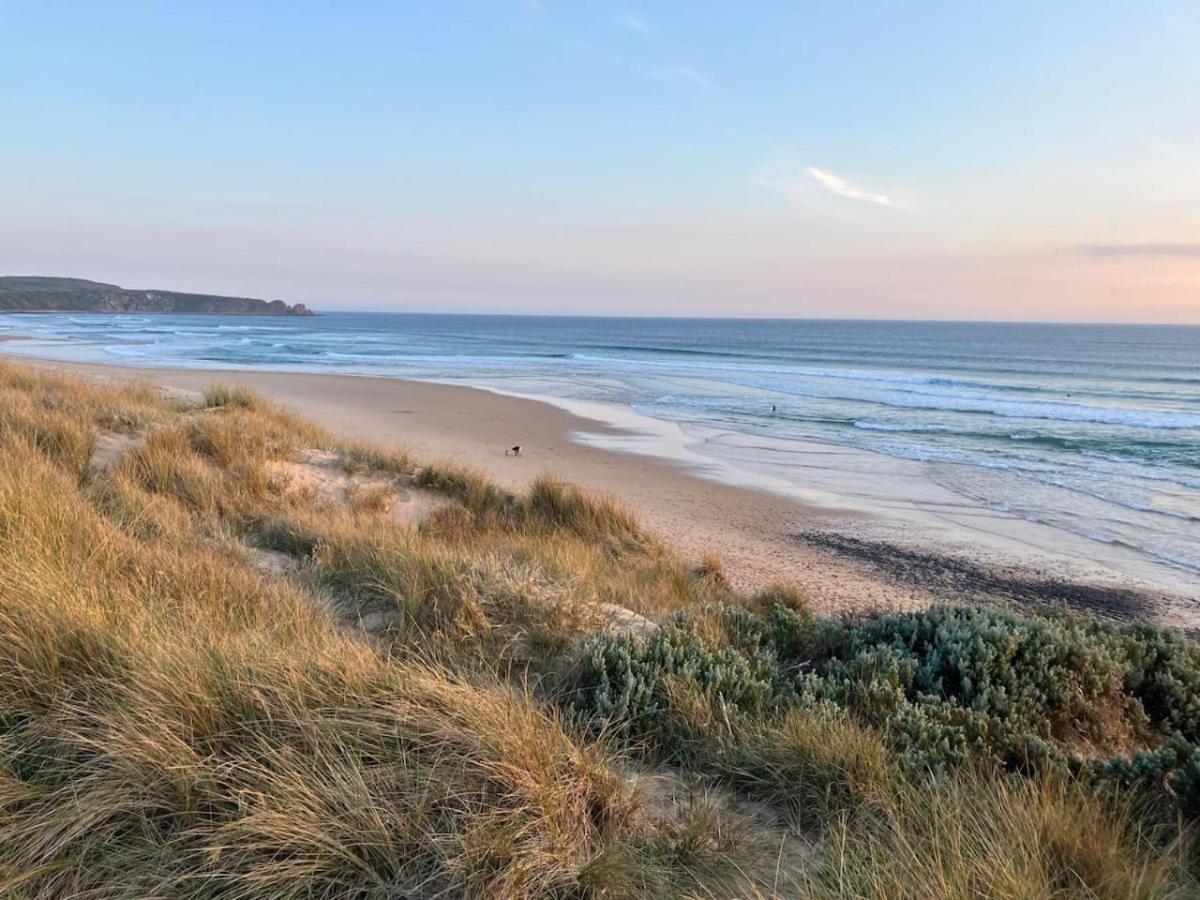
[3, 274, 1197, 328]
[298, 308, 1200, 328]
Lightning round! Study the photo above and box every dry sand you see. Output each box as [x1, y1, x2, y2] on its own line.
[16, 358, 1200, 627]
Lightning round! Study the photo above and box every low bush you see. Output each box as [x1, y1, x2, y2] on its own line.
[569, 602, 1200, 812]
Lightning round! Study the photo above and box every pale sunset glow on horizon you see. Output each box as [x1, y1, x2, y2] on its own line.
[2, 1, 1198, 322]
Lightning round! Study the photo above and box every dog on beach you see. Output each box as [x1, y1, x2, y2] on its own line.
[506, 445, 521, 457]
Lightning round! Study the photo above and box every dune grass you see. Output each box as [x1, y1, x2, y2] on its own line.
[0, 359, 1197, 898]
[0, 363, 757, 897]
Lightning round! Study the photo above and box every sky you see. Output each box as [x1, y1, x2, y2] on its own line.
[2, 1, 1199, 322]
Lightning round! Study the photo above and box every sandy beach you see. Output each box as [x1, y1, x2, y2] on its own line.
[12, 355, 1197, 630]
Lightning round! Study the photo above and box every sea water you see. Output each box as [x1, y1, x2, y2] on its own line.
[3, 312, 1198, 582]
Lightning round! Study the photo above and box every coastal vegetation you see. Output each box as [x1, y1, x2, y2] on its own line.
[0, 359, 1197, 897]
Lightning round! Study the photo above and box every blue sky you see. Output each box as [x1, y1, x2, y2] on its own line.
[2, 1, 1198, 320]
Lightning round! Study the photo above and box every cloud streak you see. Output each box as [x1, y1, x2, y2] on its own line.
[805, 167, 891, 205]
[1081, 242, 1200, 258]
[653, 65, 711, 88]
[615, 11, 651, 36]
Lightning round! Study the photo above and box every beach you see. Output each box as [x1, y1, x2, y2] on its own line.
[17, 355, 1200, 630]
[10, 9, 1200, 893]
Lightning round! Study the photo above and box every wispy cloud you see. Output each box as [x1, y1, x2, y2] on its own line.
[615, 10, 651, 36]
[653, 65, 711, 88]
[1081, 242, 1200, 258]
[527, 8, 712, 92]
[805, 167, 891, 205]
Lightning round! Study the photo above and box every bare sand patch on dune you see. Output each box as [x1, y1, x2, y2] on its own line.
[267, 447, 454, 527]
[89, 430, 144, 475]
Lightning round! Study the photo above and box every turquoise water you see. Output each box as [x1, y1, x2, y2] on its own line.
[3, 312, 1198, 578]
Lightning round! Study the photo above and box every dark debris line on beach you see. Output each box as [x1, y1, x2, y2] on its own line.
[795, 531, 1158, 621]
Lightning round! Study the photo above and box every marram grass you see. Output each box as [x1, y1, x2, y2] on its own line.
[0, 359, 1195, 898]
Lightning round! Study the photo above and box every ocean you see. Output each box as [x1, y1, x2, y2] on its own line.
[3, 312, 1198, 583]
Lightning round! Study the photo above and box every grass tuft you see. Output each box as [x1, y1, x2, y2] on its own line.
[202, 383, 258, 408]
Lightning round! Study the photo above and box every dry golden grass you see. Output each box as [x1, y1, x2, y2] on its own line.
[656, 687, 897, 832]
[0, 362, 770, 898]
[806, 769, 1193, 900]
[0, 359, 1194, 898]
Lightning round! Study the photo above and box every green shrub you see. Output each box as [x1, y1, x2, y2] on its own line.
[1098, 736, 1200, 819]
[568, 606, 797, 753]
[568, 602, 1200, 816]
[1117, 621, 1200, 738]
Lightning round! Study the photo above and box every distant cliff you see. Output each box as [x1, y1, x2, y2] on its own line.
[0, 277, 314, 316]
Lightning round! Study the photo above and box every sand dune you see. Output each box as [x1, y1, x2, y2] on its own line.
[11, 358, 1192, 630]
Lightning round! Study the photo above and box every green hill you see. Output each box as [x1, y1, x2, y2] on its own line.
[0, 276, 313, 315]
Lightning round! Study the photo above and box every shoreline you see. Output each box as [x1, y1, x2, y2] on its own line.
[6, 351, 1199, 627]
[456, 378, 1200, 604]
[4, 328, 1194, 600]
